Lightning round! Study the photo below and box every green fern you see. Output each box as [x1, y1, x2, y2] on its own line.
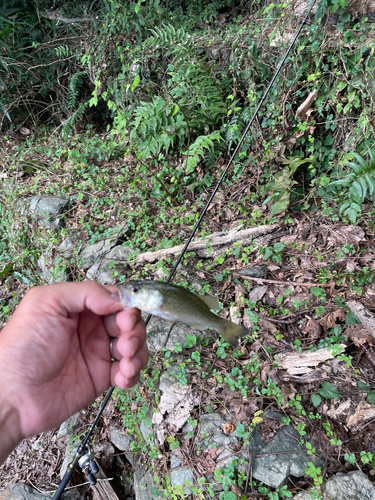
[330, 149, 375, 224]
[61, 101, 88, 137]
[185, 131, 222, 174]
[67, 71, 86, 110]
[129, 97, 188, 158]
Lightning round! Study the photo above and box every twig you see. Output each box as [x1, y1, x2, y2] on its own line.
[255, 309, 312, 324]
[234, 273, 333, 288]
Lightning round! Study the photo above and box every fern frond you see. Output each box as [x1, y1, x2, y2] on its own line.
[185, 131, 222, 174]
[67, 71, 86, 110]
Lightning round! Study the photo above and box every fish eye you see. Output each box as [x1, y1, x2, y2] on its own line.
[132, 287, 138, 293]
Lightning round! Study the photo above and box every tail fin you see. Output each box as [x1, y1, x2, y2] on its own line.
[217, 319, 249, 348]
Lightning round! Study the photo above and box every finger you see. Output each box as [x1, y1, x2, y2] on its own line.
[116, 324, 147, 359]
[110, 362, 140, 389]
[116, 309, 142, 333]
[24, 281, 124, 318]
[119, 343, 149, 379]
[109, 337, 121, 361]
[103, 308, 142, 339]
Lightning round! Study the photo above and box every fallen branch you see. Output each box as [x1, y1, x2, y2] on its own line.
[135, 224, 279, 264]
[295, 89, 318, 122]
[234, 274, 333, 288]
[347, 301, 375, 343]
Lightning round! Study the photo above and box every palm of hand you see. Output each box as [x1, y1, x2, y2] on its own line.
[3, 308, 111, 438]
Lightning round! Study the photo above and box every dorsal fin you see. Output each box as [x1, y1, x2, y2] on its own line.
[199, 294, 220, 310]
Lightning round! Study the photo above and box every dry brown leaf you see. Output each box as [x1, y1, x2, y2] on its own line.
[152, 383, 193, 445]
[261, 362, 273, 384]
[249, 285, 268, 303]
[280, 383, 297, 408]
[320, 309, 346, 330]
[346, 260, 358, 272]
[229, 306, 242, 325]
[222, 423, 234, 434]
[345, 324, 375, 347]
[303, 318, 322, 339]
[235, 284, 246, 308]
[327, 400, 351, 420]
[347, 401, 375, 430]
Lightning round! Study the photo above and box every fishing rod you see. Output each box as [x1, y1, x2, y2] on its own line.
[52, 1, 317, 496]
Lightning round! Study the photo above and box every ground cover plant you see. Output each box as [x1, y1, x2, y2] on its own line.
[1, 0, 375, 498]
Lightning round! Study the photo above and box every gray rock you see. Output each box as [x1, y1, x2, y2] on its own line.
[58, 238, 75, 259]
[293, 492, 314, 500]
[249, 411, 325, 489]
[199, 414, 240, 469]
[133, 463, 162, 500]
[146, 316, 202, 353]
[209, 48, 220, 60]
[31, 437, 43, 451]
[29, 196, 69, 228]
[322, 470, 375, 500]
[86, 245, 132, 284]
[159, 364, 180, 393]
[140, 412, 156, 445]
[237, 265, 266, 278]
[170, 454, 194, 495]
[79, 238, 118, 269]
[60, 439, 80, 479]
[0, 482, 82, 499]
[109, 425, 135, 466]
[57, 413, 81, 444]
[37, 250, 67, 284]
[293, 470, 375, 499]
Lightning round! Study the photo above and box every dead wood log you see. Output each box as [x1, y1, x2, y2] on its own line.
[347, 301, 375, 343]
[91, 461, 119, 500]
[135, 224, 279, 264]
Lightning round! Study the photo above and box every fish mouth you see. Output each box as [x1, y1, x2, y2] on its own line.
[117, 286, 134, 309]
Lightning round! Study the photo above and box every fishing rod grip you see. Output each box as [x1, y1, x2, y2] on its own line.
[52, 469, 73, 499]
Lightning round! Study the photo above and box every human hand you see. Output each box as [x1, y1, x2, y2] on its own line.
[0, 281, 148, 462]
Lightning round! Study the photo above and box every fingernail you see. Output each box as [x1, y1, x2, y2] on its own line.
[129, 336, 139, 355]
[110, 291, 121, 301]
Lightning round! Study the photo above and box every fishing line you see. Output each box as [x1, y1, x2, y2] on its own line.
[52, 2, 316, 496]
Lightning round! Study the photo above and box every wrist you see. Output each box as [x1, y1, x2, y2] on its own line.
[0, 396, 22, 465]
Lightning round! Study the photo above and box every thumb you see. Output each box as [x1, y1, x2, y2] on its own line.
[23, 281, 123, 317]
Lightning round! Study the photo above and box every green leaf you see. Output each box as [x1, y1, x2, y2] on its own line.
[342, 161, 363, 176]
[349, 180, 364, 203]
[311, 393, 322, 407]
[330, 178, 351, 187]
[132, 74, 140, 91]
[352, 152, 369, 172]
[339, 201, 350, 214]
[345, 311, 361, 325]
[236, 422, 245, 437]
[357, 381, 371, 392]
[319, 382, 341, 399]
[345, 207, 358, 225]
[223, 493, 236, 500]
[368, 392, 375, 406]
[368, 149, 375, 169]
[270, 193, 291, 216]
[364, 173, 375, 195]
[0, 262, 14, 279]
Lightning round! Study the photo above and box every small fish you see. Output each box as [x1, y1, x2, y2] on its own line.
[117, 281, 248, 347]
